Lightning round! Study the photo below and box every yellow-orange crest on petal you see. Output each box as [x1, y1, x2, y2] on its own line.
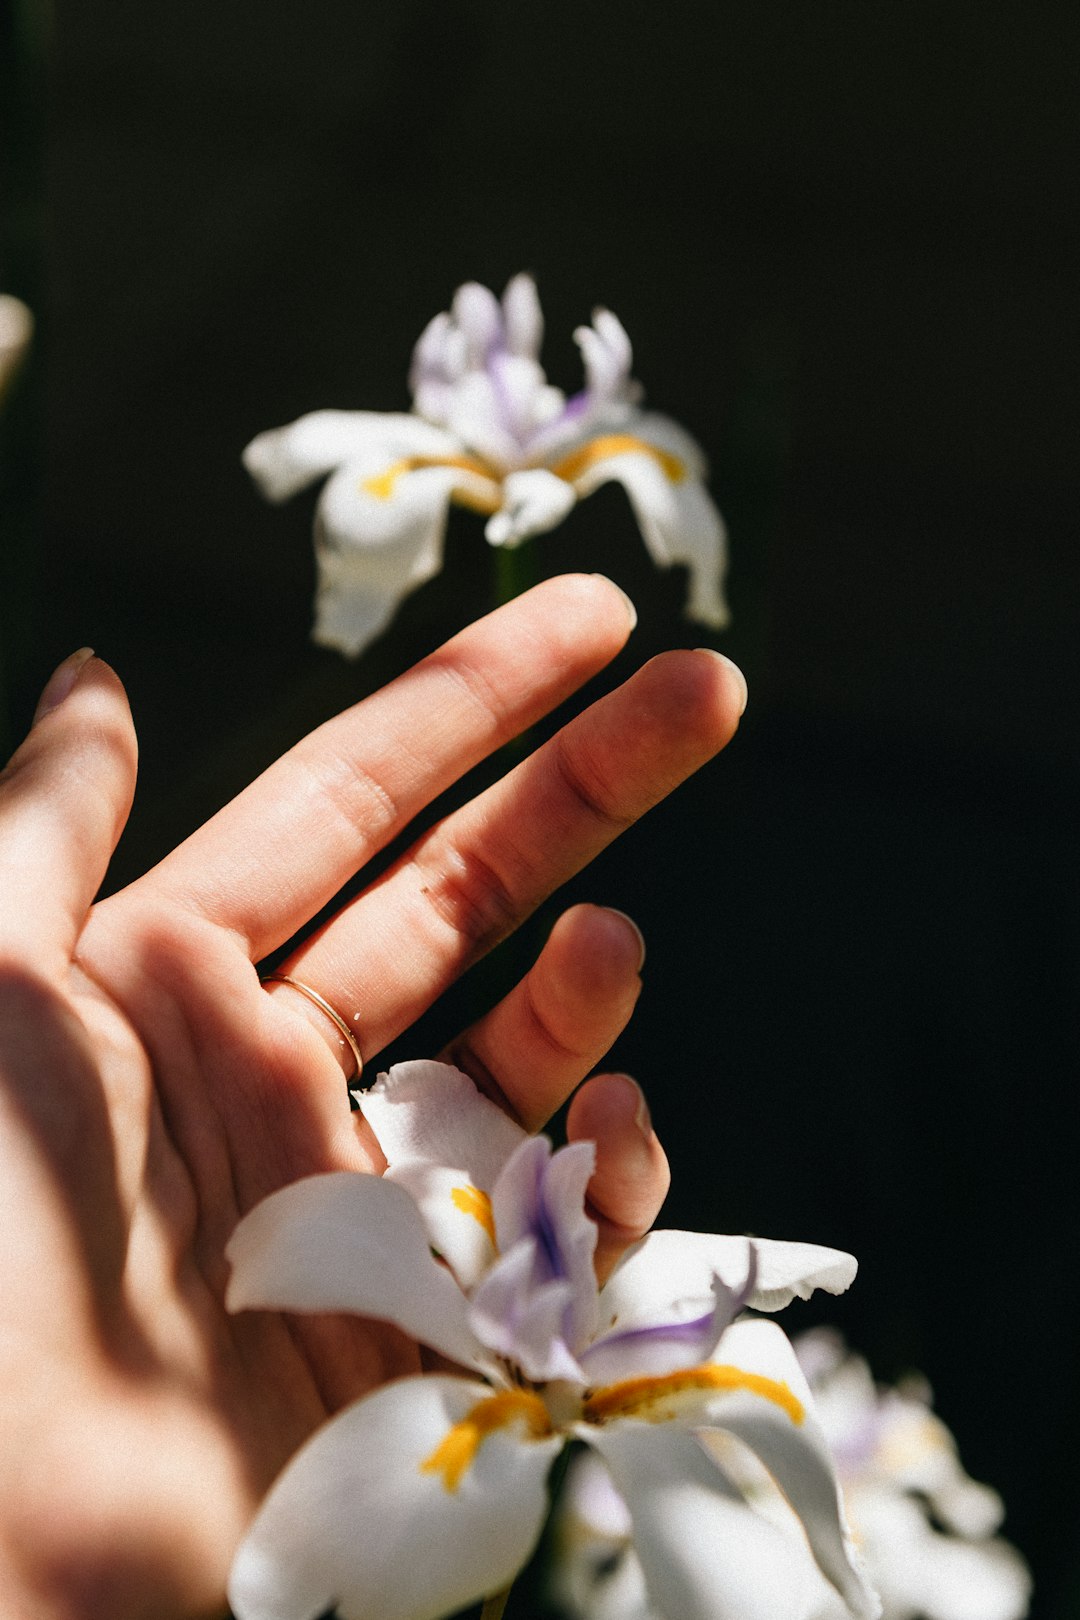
[420, 1390, 553, 1493]
[450, 1183, 497, 1246]
[548, 434, 686, 487]
[583, 1362, 805, 1427]
[361, 454, 501, 513]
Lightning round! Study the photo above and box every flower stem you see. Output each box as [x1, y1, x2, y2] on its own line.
[493, 538, 536, 611]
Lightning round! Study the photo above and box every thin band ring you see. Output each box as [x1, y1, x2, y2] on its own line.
[261, 973, 364, 1083]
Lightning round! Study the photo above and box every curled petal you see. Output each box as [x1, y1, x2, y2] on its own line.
[502, 272, 544, 359]
[581, 1249, 758, 1386]
[228, 1375, 562, 1620]
[485, 466, 577, 547]
[451, 280, 504, 364]
[243, 409, 460, 503]
[311, 455, 499, 657]
[580, 1422, 830, 1620]
[699, 1319, 879, 1620]
[573, 442, 730, 629]
[225, 1172, 486, 1371]
[573, 308, 638, 413]
[361, 1061, 526, 1190]
[598, 1229, 857, 1338]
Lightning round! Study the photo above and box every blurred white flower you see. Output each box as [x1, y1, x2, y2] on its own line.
[226, 1062, 873, 1620]
[0, 294, 33, 406]
[551, 1328, 1030, 1620]
[244, 275, 729, 655]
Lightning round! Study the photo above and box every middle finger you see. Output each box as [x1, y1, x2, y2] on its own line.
[280, 646, 745, 1061]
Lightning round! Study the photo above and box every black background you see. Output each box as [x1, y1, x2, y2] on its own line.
[2, 2, 1078, 1616]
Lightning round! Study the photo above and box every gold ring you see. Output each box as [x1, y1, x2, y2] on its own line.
[261, 973, 364, 1083]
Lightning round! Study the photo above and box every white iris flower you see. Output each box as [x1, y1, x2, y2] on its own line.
[0, 294, 33, 406]
[243, 276, 729, 656]
[551, 1330, 1031, 1620]
[226, 1062, 877, 1620]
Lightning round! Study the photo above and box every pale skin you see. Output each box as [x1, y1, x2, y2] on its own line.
[0, 574, 747, 1620]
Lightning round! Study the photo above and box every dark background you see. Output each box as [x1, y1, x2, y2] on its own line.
[2, 2, 1078, 1616]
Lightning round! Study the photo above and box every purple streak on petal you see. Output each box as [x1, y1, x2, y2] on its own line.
[580, 1244, 760, 1385]
[486, 345, 528, 453]
[469, 1235, 585, 1384]
[492, 1138, 599, 1355]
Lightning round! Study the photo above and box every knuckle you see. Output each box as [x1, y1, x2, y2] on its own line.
[411, 839, 520, 955]
[297, 749, 401, 850]
[426, 648, 509, 732]
[552, 733, 635, 833]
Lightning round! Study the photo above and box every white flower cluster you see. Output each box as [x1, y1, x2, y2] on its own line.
[550, 1327, 1030, 1620]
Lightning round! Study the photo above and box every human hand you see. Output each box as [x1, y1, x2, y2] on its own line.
[0, 575, 746, 1619]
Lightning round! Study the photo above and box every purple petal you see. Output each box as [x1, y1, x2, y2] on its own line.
[469, 1236, 585, 1383]
[492, 1137, 599, 1352]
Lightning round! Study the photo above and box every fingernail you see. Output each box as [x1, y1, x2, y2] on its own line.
[592, 574, 637, 630]
[696, 648, 747, 715]
[603, 908, 646, 971]
[33, 647, 95, 724]
[615, 1074, 653, 1136]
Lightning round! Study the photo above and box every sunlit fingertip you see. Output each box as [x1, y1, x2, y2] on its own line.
[590, 573, 638, 630]
[694, 647, 748, 716]
[596, 908, 646, 973]
[32, 648, 96, 725]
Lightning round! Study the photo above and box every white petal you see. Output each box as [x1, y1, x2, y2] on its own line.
[441, 369, 523, 468]
[593, 307, 633, 366]
[582, 1422, 828, 1620]
[582, 1259, 757, 1386]
[0, 293, 33, 398]
[574, 443, 730, 628]
[361, 1061, 526, 1188]
[451, 280, 503, 363]
[873, 1396, 1003, 1538]
[469, 1236, 584, 1383]
[598, 1230, 858, 1337]
[850, 1488, 1031, 1620]
[702, 1319, 880, 1619]
[385, 1161, 497, 1291]
[229, 1375, 562, 1620]
[311, 455, 497, 657]
[574, 307, 637, 411]
[242, 409, 460, 502]
[488, 352, 556, 443]
[225, 1172, 485, 1370]
[485, 466, 577, 546]
[502, 272, 544, 359]
[549, 1450, 655, 1620]
[629, 410, 710, 479]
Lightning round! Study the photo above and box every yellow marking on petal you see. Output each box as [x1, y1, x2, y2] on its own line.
[583, 1362, 805, 1427]
[548, 434, 686, 487]
[362, 459, 412, 500]
[450, 1184, 497, 1246]
[420, 1390, 553, 1493]
[361, 453, 501, 513]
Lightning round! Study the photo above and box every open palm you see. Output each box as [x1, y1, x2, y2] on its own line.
[0, 576, 745, 1620]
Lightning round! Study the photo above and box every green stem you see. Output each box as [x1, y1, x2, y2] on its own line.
[493, 539, 537, 612]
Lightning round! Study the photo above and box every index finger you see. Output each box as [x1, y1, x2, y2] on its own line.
[110, 575, 636, 958]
